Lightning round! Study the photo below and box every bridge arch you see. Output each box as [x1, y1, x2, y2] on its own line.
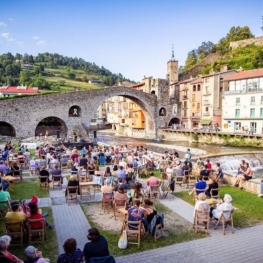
[0, 121, 16, 137]
[35, 116, 68, 137]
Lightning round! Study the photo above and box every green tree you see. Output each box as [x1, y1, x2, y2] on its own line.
[19, 70, 31, 85]
[197, 41, 214, 57]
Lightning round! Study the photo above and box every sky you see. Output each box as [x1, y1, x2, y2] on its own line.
[0, 0, 262, 82]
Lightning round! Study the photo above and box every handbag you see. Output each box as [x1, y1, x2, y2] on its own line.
[118, 230, 127, 249]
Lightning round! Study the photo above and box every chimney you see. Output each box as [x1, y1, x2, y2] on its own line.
[220, 65, 229, 72]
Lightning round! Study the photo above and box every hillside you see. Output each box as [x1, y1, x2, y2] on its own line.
[180, 26, 263, 79]
[0, 52, 133, 92]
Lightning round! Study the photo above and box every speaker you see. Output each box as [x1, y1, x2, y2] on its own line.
[57, 130, 60, 138]
[93, 130, 97, 138]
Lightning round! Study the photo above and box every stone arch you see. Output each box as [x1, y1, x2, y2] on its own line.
[69, 105, 81, 117]
[35, 116, 68, 137]
[151, 90, 156, 95]
[159, 107, 166, 116]
[168, 117, 180, 126]
[0, 121, 16, 137]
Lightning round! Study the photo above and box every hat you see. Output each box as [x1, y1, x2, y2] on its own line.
[31, 195, 40, 204]
[25, 246, 37, 259]
[224, 194, 232, 203]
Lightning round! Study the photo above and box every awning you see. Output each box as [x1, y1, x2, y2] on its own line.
[199, 119, 211, 125]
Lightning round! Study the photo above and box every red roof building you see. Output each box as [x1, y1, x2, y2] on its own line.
[0, 86, 39, 97]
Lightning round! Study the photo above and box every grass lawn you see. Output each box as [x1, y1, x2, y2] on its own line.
[174, 185, 263, 228]
[81, 201, 205, 257]
[0, 179, 58, 262]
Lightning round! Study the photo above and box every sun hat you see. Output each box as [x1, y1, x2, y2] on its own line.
[224, 194, 232, 203]
[31, 195, 40, 204]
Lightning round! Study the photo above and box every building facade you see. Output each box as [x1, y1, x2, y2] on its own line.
[222, 68, 263, 134]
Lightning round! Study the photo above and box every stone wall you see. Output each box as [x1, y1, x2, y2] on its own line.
[230, 36, 263, 49]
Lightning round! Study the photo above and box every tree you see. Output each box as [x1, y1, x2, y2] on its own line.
[197, 41, 214, 57]
[19, 70, 31, 85]
[183, 50, 198, 71]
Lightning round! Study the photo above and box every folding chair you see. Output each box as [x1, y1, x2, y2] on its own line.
[5, 220, 24, 248]
[101, 192, 114, 213]
[39, 176, 49, 191]
[66, 186, 78, 204]
[52, 175, 62, 189]
[113, 199, 126, 220]
[125, 220, 141, 248]
[214, 209, 234, 235]
[210, 188, 220, 199]
[193, 203, 210, 235]
[12, 170, 23, 182]
[27, 218, 46, 244]
[149, 185, 160, 200]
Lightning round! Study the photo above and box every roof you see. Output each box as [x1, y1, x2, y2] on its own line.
[223, 68, 263, 82]
[190, 77, 202, 84]
[131, 82, 145, 88]
[0, 86, 39, 94]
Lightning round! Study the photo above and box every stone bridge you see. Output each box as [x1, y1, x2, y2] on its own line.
[0, 86, 161, 139]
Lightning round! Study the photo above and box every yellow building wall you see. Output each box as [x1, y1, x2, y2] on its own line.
[128, 110, 145, 128]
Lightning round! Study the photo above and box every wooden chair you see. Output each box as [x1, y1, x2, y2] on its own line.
[175, 175, 184, 187]
[214, 209, 234, 235]
[101, 192, 114, 213]
[18, 158, 26, 169]
[113, 199, 126, 220]
[61, 162, 68, 170]
[52, 175, 62, 189]
[66, 186, 79, 204]
[125, 220, 141, 248]
[12, 170, 22, 182]
[187, 174, 197, 188]
[39, 176, 49, 191]
[27, 218, 46, 244]
[0, 200, 10, 219]
[153, 220, 163, 242]
[193, 204, 210, 235]
[210, 188, 220, 199]
[5, 220, 24, 248]
[149, 185, 160, 200]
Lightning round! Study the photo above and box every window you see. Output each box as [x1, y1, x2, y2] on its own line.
[260, 108, 263, 118]
[251, 96, 255, 105]
[192, 103, 195, 108]
[184, 110, 187, 117]
[197, 103, 200, 111]
[241, 79, 246, 91]
[229, 81, 235, 91]
[205, 78, 209, 83]
[236, 98, 240, 105]
[250, 108, 255, 118]
[183, 101, 187, 108]
[236, 80, 241, 91]
[205, 107, 209, 112]
[259, 77, 263, 91]
[197, 85, 201, 91]
[193, 85, 196, 92]
[235, 109, 240, 118]
[192, 94, 196, 101]
[205, 86, 210, 94]
[183, 91, 188, 98]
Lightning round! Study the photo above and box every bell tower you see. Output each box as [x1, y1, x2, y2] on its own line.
[167, 45, 178, 83]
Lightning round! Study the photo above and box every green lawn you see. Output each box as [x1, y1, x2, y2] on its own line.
[81, 201, 205, 257]
[0, 180, 58, 262]
[174, 186, 263, 228]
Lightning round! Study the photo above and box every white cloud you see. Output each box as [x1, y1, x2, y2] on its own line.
[33, 36, 39, 40]
[37, 40, 46, 46]
[0, 22, 7, 27]
[1, 32, 14, 42]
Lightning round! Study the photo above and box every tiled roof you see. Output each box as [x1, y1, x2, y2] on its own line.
[0, 86, 39, 94]
[223, 68, 263, 81]
[131, 83, 145, 88]
[190, 77, 202, 84]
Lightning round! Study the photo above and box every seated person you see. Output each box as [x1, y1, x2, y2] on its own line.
[30, 158, 40, 173]
[142, 199, 157, 232]
[57, 238, 84, 263]
[39, 156, 47, 168]
[117, 166, 126, 182]
[71, 163, 79, 174]
[128, 182, 144, 203]
[0, 184, 10, 208]
[0, 235, 23, 263]
[160, 172, 170, 194]
[51, 165, 63, 184]
[114, 185, 127, 200]
[200, 165, 210, 181]
[0, 161, 8, 174]
[79, 155, 88, 169]
[181, 161, 190, 176]
[114, 179, 128, 192]
[60, 155, 68, 167]
[83, 228, 110, 262]
[214, 163, 223, 181]
[233, 162, 253, 190]
[27, 202, 54, 229]
[205, 177, 219, 197]
[39, 166, 50, 183]
[5, 201, 26, 231]
[194, 193, 210, 229]
[127, 199, 144, 229]
[191, 175, 206, 196]
[24, 245, 49, 263]
[146, 172, 159, 187]
[0, 176, 10, 191]
[101, 179, 113, 193]
[65, 175, 80, 196]
[210, 194, 233, 219]
[88, 162, 95, 175]
[125, 164, 134, 184]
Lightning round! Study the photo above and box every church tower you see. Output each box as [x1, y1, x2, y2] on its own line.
[167, 45, 178, 83]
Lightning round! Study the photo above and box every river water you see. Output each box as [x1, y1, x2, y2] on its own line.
[95, 131, 263, 178]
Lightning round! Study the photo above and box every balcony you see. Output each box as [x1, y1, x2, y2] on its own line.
[203, 112, 210, 116]
[203, 100, 210, 105]
[236, 102, 240, 106]
[183, 95, 188, 100]
[203, 92, 211, 96]
[250, 101, 255, 105]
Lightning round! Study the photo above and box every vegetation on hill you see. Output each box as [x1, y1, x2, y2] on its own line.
[0, 52, 133, 91]
[181, 26, 260, 75]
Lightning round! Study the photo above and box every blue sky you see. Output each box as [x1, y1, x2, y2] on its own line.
[0, 0, 262, 81]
